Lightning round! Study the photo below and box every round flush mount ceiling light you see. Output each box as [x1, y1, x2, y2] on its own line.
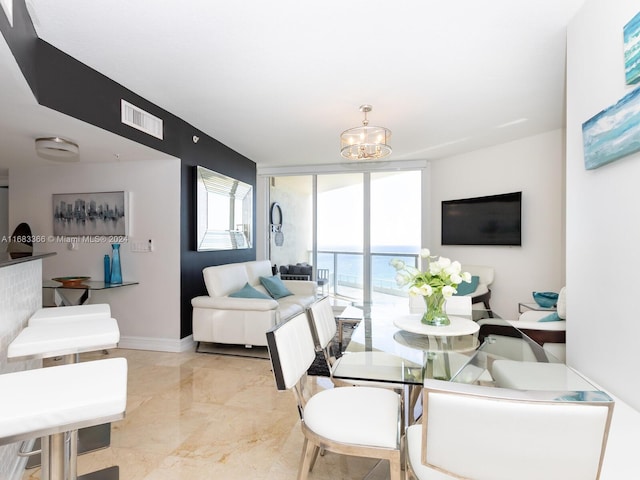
[35, 136, 79, 161]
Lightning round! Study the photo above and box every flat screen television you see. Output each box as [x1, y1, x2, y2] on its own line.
[441, 192, 522, 246]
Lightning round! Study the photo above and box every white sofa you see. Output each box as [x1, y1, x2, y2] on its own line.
[191, 260, 317, 348]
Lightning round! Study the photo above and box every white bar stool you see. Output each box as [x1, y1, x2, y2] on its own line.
[8, 316, 120, 480]
[0, 358, 127, 480]
[29, 304, 112, 325]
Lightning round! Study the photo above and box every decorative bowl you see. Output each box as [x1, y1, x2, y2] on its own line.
[532, 291, 558, 308]
[52, 276, 91, 287]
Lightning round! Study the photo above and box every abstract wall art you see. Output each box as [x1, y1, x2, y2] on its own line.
[624, 12, 640, 85]
[582, 87, 640, 170]
[53, 191, 128, 236]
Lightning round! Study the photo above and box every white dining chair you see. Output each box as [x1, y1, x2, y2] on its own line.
[265, 312, 402, 480]
[307, 297, 422, 386]
[405, 378, 614, 480]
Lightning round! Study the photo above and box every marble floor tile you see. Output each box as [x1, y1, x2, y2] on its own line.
[21, 348, 392, 480]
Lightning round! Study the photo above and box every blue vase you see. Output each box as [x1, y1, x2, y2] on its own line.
[110, 244, 122, 284]
[103, 254, 111, 284]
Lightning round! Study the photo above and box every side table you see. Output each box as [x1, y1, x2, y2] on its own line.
[43, 280, 139, 306]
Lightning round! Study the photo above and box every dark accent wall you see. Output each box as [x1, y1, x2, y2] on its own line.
[1, 0, 257, 339]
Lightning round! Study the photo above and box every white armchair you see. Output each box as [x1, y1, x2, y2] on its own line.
[461, 264, 495, 312]
[512, 286, 566, 360]
[477, 287, 566, 362]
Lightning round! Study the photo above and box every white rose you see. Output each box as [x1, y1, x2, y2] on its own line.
[420, 248, 431, 258]
[450, 273, 462, 284]
[461, 271, 472, 282]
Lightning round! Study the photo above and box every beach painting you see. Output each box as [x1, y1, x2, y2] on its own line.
[582, 87, 640, 170]
[624, 11, 640, 85]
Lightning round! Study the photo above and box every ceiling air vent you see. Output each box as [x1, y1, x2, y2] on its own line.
[121, 100, 163, 140]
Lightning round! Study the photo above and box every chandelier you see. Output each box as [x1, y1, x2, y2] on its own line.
[340, 105, 392, 160]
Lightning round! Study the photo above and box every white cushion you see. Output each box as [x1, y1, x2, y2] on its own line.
[244, 260, 274, 285]
[203, 263, 249, 297]
[0, 358, 127, 443]
[8, 318, 120, 359]
[304, 386, 400, 449]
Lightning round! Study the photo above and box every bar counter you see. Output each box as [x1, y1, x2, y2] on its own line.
[0, 250, 55, 478]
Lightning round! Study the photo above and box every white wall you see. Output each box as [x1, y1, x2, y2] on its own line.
[9, 159, 183, 351]
[567, 0, 640, 409]
[429, 130, 565, 320]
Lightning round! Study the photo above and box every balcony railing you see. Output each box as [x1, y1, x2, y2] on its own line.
[316, 250, 419, 302]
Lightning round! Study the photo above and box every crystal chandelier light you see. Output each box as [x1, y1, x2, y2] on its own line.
[340, 105, 392, 160]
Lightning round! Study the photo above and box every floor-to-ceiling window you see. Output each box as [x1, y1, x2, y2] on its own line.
[317, 173, 364, 301]
[267, 166, 423, 306]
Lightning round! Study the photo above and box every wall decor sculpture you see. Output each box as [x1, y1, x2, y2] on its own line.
[624, 11, 640, 85]
[53, 191, 128, 236]
[582, 87, 640, 170]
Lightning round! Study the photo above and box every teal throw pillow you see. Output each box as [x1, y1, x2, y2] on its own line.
[454, 275, 479, 296]
[538, 312, 562, 322]
[229, 282, 271, 299]
[260, 275, 293, 299]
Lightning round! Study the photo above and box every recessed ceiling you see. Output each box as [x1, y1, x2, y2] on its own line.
[1, 0, 586, 173]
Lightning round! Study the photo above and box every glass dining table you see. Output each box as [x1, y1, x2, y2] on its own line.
[331, 304, 609, 423]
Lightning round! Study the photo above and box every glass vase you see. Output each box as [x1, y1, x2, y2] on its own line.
[421, 291, 450, 326]
[110, 243, 123, 284]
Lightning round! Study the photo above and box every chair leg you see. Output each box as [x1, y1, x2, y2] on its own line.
[389, 451, 402, 480]
[297, 437, 318, 480]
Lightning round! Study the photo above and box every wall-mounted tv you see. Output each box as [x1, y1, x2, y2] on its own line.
[441, 192, 522, 246]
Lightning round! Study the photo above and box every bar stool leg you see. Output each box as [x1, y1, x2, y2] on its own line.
[48, 433, 66, 480]
[67, 430, 78, 480]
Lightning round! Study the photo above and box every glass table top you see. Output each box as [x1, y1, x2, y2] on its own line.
[331, 304, 609, 398]
[43, 279, 139, 290]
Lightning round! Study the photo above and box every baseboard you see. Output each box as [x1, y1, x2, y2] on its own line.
[118, 334, 196, 353]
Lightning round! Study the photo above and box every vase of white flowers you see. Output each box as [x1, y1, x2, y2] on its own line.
[391, 249, 471, 326]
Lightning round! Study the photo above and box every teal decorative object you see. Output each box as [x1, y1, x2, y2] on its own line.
[229, 283, 271, 299]
[259, 275, 293, 299]
[532, 291, 558, 308]
[110, 244, 122, 284]
[454, 275, 479, 296]
[103, 254, 111, 284]
[538, 312, 562, 322]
